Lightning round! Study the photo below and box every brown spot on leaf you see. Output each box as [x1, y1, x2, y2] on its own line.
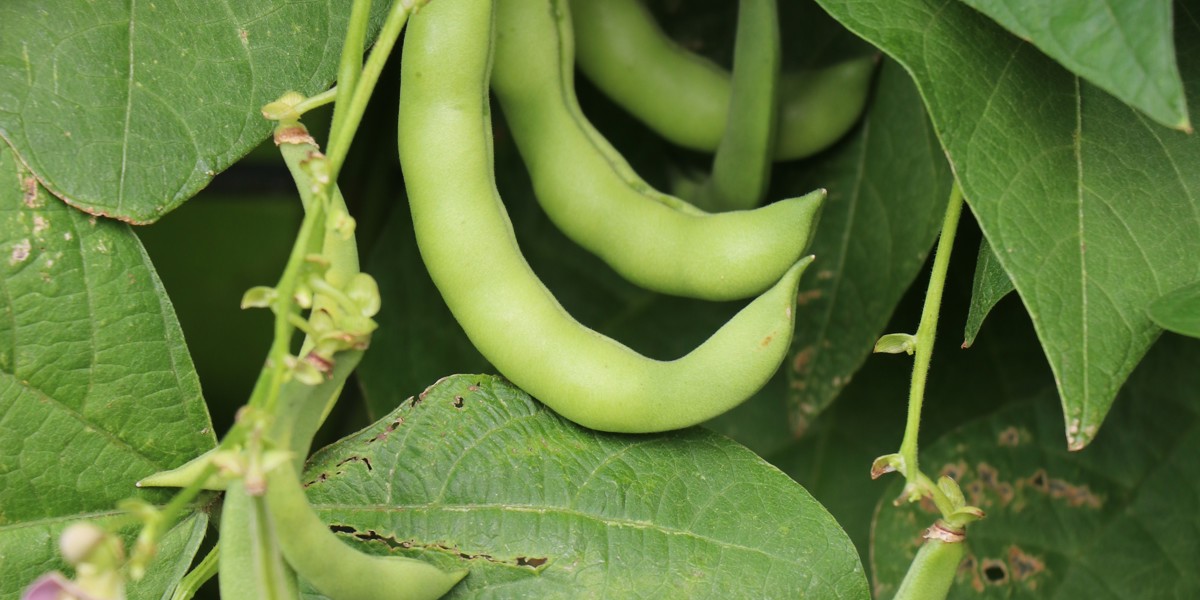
[981, 558, 1008, 585]
[22, 177, 40, 208]
[1044, 477, 1103, 509]
[965, 480, 987, 507]
[961, 553, 985, 592]
[795, 289, 822, 306]
[303, 472, 331, 488]
[453, 395, 465, 408]
[998, 426, 1022, 446]
[9, 239, 31, 265]
[994, 481, 1014, 505]
[334, 526, 549, 570]
[760, 334, 774, 347]
[1025, 469, 1049, 493]
[792, 346, 814, 374]
[788, 412, 809, 438]
[336, 456, 372, 471]
[977, 462, 999, 488]
[939, 460, 967, 481]
[1007, 546, 1045, 583]
[369, 418, 403, 444]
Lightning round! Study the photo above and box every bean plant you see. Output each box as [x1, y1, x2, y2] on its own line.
[2, 0, 1198, 598]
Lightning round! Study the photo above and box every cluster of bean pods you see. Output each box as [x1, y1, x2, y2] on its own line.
[400, 0, 874, 434]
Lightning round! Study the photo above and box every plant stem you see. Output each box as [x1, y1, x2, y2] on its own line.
[292, 87, 338, 115]
[327, 0, 372, 156]
[325, 0, 418, 182]
[255, 191, 327, 413]
[898, 182, 964, 487]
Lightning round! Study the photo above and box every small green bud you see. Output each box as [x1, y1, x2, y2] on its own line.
[346, 273, 381, 317]
[300, 152, 331, 192]
[293, 283, 314, 310]
[937, 475, 965, 508]
[240, 286, 277, 309]
[261, 91, 307, 121]
[330, 210, 357, 240]
[870, 453, 906, 479]
[874, 333, 916, 355]
[285, 354, 326, 386]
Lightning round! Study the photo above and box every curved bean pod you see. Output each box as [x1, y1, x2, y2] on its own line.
[399, 0, 810, 433]
[265, 463, 467, 600]
[570, 0, 875, 161]
[492, 0, 823, 301]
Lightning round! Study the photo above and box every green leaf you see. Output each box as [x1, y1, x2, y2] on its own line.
[870, 334, 1200, 599]
[780, 60, 950, 433]
[815, 0, 1200, 449]
[958, 0, 1190, 130]
[962, 238, 1015, 348]
[0, 145, 215, 592]
[0, 1, 388, 223]
[1148, 280, 1200, 338]
[300, 374, 868, 599]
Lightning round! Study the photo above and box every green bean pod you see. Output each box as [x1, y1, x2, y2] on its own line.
[570, 0, 875, 161]
[265, 463, 467, 600]
[219, 481, 299, 600]
[893, 525, 965, 600]
[492, 0, 822, 301]
[694, 0, 780, 211]
[400, 0, 810, 433]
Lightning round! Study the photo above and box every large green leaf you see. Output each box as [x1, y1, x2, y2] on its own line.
[815, 0, 1200, 449]
[301, 374, 868, 599]
[0, 145, 215, 594]
[959, 0, 1189, 130]
[780, 59, 950, 433]
[870, 334, 1200, 599]
[0, 1, 387, 223]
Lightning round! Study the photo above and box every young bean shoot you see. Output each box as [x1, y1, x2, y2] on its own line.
[873, 183, 982, 526]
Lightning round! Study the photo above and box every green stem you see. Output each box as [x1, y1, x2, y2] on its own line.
[327, 0, 373, 156]
[292, 87, 338, 116]
[898, 183, 964, 488]
[170, 542, 219, 600]
[254, 192, 328, 413]
[325, 0, 418, 182]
